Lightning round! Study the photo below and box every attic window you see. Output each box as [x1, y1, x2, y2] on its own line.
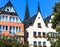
[7, 8, 9, 11]
[38, 17, 40, 19]
[38, 23, 41, 28]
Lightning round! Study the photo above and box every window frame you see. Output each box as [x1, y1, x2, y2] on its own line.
[33, 32, 37, 38]
[38, 23, 41, 28]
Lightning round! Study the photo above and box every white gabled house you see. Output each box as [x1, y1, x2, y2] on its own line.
[25, 2, 56, 47]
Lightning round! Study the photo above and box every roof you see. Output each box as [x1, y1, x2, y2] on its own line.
[44, 15, 51, 23]
[24, 13, 37, 29]
[0, 1, 18, 16]
[24, 2, 41, 29]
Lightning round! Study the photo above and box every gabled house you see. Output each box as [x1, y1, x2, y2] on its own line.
[0, 1, 24, 43]
[24, 2, 56, 47]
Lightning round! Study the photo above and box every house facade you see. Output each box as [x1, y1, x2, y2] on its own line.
[25, 2, 56, 47]
[0, 1, 24, 43]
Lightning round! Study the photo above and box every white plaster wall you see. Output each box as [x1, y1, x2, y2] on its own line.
[26, 12, 56, 47]
[33, 12, 46, 28]
[26, 26, 56, 47]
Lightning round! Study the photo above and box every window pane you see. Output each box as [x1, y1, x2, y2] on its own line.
[38, 41, 41, 45]
[38, 23, 41, 28]
[16, 27, 20, 32]
[43, 42, 46, 45]
[6, 26, 8, 30]
[5, 16, 8, 21]
[10, 16, 13, 22]
[13, 17, 15, 22]
[38, 32, 41, 35]
[34, 41, 37, 45]
[3, 16, 8, 21]
[33, 32, 36, 35]
[18, 27, 20, 32]
[13, 27, 15, 34]
[43, 32, 45, 35]
[3, 26, 6, 30]
[16, 17, 18, 23]
[10, 26, 13, 34]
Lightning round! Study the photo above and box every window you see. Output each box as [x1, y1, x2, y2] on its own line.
[38, 41, 42, 47]
[5, 16, 8, 21]
[43, 32, 46, 38]
[13, 17, 15, 22]
[10, 16, 13, 22]
[34, 41, 37, 47]
[38, 17, 40, 19]
[3, 26, 6, 30]
[10, 26, 12, 34]
[7, 8, 9, 11]
[3, 16, 8, 21]
[38, 32, 41, 35]
[16, 27, 20, 32]
[38, 23, 41, 28]
[6, 26, 8, 30]
[33, 32, 36, 35]
[10, 26, 15, 34]
[43, 42, 46, 45]
[38, 32, 41, 37]
[34, 41, 37, 45]
[13, 27, 15, 31]
[43, 32, 45, 35]
[16, 17, 18, 23]
[33, 32, 37, 38]
[38, 41, 41, 45]
[43, 41, 46, 47]
[18, 27, 20, 32]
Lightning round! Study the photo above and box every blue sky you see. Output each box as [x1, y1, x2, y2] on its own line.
[0, 0, 60, 21]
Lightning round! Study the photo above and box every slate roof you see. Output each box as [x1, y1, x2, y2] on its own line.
[23, 1, 30, 22]
[44, 15, 51, 23]
[24, 2, 41, 29]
